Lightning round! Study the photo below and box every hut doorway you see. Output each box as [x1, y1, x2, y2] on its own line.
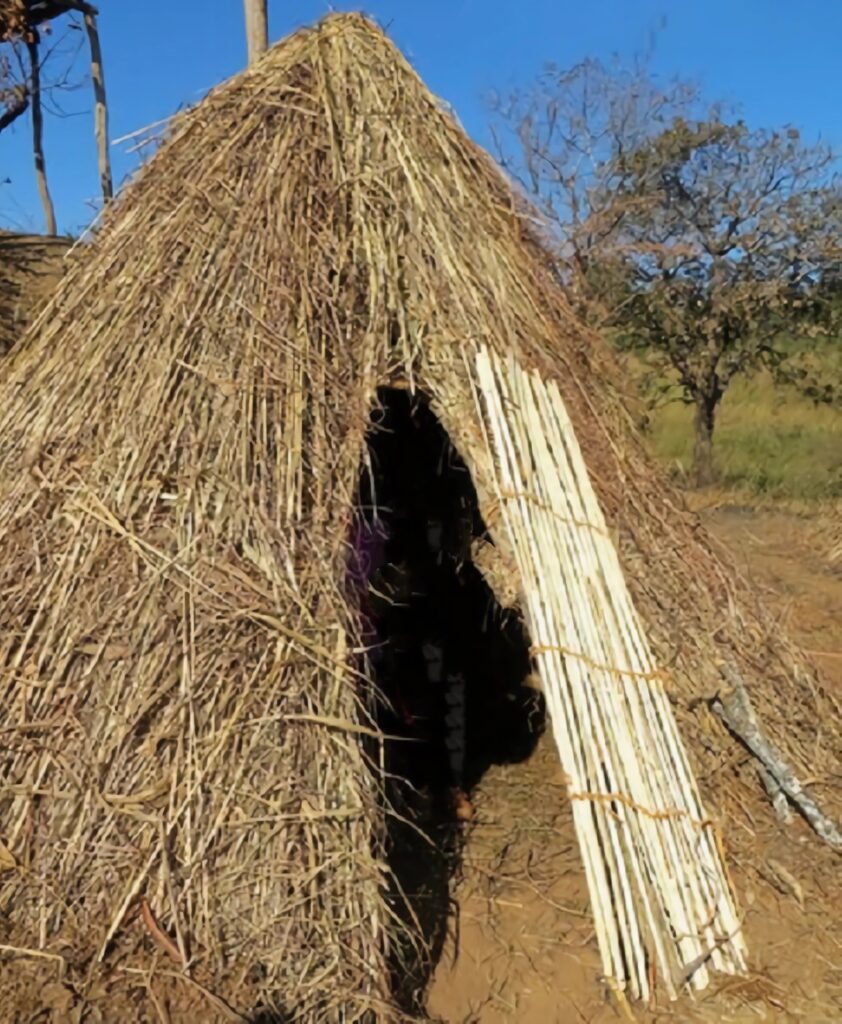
[351, 386, 546, 1008]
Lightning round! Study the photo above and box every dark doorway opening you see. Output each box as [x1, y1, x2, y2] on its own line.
[350, 387, 546, 1012]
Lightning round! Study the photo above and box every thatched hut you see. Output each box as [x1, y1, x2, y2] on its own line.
[0, 14, 839, 1023]
[0, 231, 68, 355]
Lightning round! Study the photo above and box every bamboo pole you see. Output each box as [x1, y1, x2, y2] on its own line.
[512, 359, 676, 991]
[531, 368, 712, 986]
[539, 353, 745, 972]
[473, 352, 627, 986]
[500, 352, 661, 994]
[471, 343, 747, 997]
[26, 37, 57, 236]
[542, 379, 745, 971]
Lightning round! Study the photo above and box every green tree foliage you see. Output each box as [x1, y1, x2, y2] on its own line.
[495, 60, 840, 485]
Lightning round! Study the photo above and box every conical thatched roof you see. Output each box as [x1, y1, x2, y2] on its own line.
[0, 13, 839, 1022]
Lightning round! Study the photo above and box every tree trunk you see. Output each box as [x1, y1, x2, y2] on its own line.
[243, 0, 269, 64]
[691, 392, 717, 487]
[83, 9, 113, 202]
[26, 38, 57, 236]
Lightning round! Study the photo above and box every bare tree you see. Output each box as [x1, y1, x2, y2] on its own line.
[492, 56, 704, 320]
[243, 0, 268, 65]
[0, 77, 27, 131]
[25, 34, 56, 234]
[0, 0, 113, 226]
[496, 59, 839, 485]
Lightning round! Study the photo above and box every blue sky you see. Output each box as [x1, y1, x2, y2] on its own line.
[1, 1, 839, 235]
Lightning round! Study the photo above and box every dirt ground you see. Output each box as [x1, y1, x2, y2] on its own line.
[700, 505, 842, 695]
[426, 504, 842, 1023]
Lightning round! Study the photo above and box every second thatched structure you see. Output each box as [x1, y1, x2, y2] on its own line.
[0, 230, 67, 355]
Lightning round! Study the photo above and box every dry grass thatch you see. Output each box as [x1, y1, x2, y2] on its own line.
[0, 231, 68, 355]
[0, 13, 839, 1021]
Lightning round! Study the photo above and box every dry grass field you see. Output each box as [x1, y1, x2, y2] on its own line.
[642, 358, 842, 500]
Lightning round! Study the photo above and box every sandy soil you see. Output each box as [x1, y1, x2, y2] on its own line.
[701, 505, 842, 695]
[427, 505, 842, 1023]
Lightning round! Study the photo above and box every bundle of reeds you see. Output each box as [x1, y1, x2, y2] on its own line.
[473, 345, 746, 997]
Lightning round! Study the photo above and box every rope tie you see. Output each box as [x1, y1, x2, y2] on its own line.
[569, 790, 715, 831]
[529, 642, 671, 687]
[497, 488, 611, 538]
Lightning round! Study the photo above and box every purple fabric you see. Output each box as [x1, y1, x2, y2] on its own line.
[348, 518, 387, 595]
[347, 517, 388, 661]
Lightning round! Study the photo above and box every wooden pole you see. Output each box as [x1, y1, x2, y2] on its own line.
[82, 9, 113, 202]
[243, 0, 269, 65]
[26, 37, 57, 236]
